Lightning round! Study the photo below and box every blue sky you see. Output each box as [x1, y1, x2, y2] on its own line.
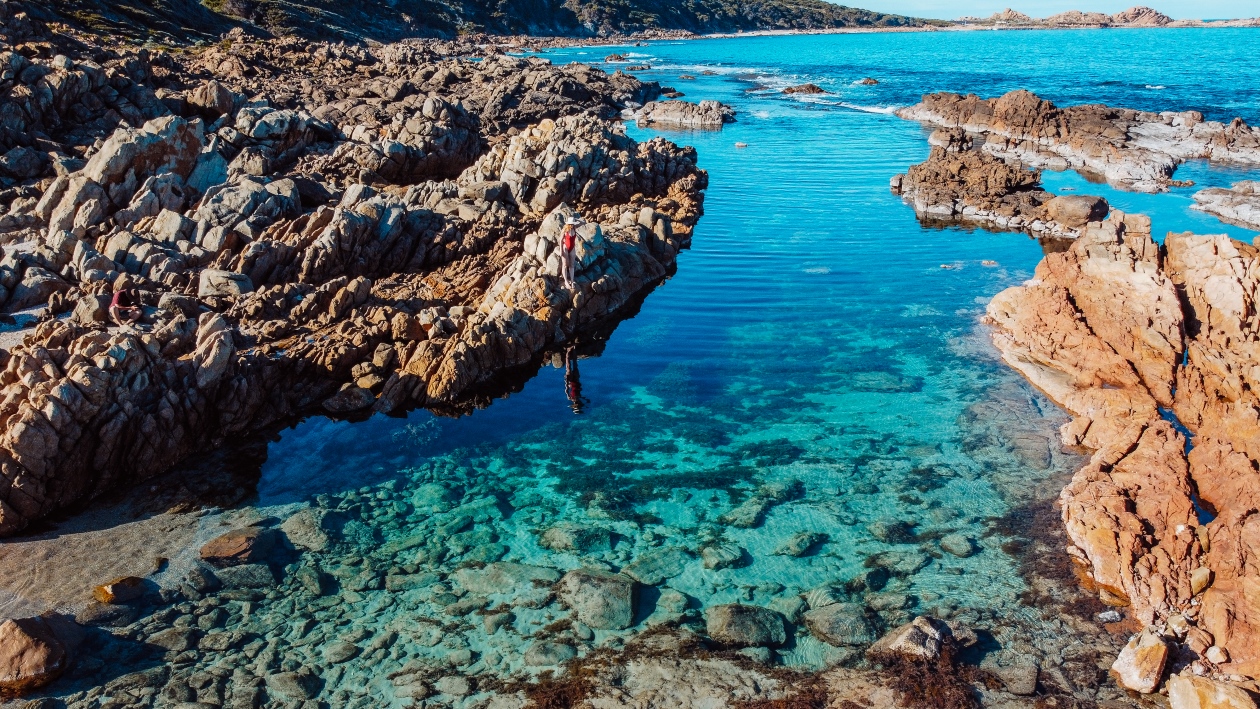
[860, 0, 1258, 20]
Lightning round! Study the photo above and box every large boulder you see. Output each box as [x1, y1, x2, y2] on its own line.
[6, 267, 69, 311]
[556, 569, 635, 630]
[866, 616, 948, 661]
[198, 269, 254, 297]
[1167, 674, 1258, 709]
[635, 100, 735, 129]
[0, 617, 68, 695]
[1044, 194, 1109, 227]
[1110, 628, 1169, 694]
[705, 604, 786, 647]
[200, 527, 275, 567]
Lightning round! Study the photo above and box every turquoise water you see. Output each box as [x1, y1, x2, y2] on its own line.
[34, 29, 1260, 707]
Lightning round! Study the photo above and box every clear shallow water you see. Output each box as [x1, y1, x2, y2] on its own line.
[30, 28, 1260, 707]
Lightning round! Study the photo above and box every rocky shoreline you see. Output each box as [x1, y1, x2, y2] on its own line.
[1193, 181, 1260, 230]
[897, 89, 1260, 192]
[0, 9, 713, 538]
[893, 91, 1260, 702]
[981, 212, 1260, 695]
[891, 127, 1109, 239]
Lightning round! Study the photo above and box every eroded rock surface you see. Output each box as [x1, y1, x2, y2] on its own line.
[1192, 181, 1260, 231]
[0, 15, 707, 536]
[898, 89, 1260, 192]
[890, 127, 1108, 237]
[985, 211, 1260, 689]
[632, 99, 736, 129]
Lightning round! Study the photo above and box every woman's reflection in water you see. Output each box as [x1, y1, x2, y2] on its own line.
[564, 346, 588, 414]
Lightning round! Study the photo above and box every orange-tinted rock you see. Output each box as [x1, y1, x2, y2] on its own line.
[92, 576, 146, 604]
[199, 527, 274, 567]
[1167, 674, 1259, 709]
[1060, 420, 1198, 623]
[985, 215, 1260, 685]
[1110, 628, 1169, 694]
[0, 617, 67, 696]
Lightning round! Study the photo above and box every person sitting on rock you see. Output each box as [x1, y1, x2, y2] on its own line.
[109, 288, 142, 327]
[561, 217, 580, 288]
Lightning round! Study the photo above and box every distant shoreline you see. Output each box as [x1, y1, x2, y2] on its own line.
[697, 20, 1259, 39]
[529, 19, 1260, 52]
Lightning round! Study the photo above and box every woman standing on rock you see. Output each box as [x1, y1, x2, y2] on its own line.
[561, 217, 580, 288]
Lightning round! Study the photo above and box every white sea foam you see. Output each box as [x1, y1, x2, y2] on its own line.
[1146, 84, 1167, 90]
[839, 102, 901, 115]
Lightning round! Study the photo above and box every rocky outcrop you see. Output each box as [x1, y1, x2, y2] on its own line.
[0, 17, 707, 537]
[632, 100, 735, 129]
[890, 128, 1108, 237]
[897, 89, 1260, 192]
[985, 215, 1260, 689]
[1192, 181, 1260, 231]
[958, 6, 1256, 28]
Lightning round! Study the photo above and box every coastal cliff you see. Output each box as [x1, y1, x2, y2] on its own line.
[985, 220, 1260, 690]
[0, 12, 709, 535]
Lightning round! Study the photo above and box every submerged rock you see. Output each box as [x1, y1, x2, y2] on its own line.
[803, 603, 877, 647]
[866, 616, 949, 661]
[524, 641, 577, 666]
[938, 533, 978, 558]
[701, 543, 743, 570]
[280, 508, 336, 552]
[557, 569, 636, 630]
[774, 531, 826, 557]
[266, 669, 322, 700]
[705, 604, 787, 647]
[623, 548, 693, 585]
[453, 562, 560, 595]
[539, 525, 612, 553]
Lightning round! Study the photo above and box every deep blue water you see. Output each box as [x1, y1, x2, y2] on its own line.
[199, 27, 1260, 683]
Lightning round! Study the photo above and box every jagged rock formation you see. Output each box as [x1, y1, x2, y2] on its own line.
[958, 6, 1257, 27]
[1192, 181, 1260, 231]
[632, 100, 736, 129]
[890, 127, 1108, 237]
[897, 89, 1260, 192]
[0, 14, 707, 535]
[985, 217, 1260, 687]
[26, 0, 925, 44]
